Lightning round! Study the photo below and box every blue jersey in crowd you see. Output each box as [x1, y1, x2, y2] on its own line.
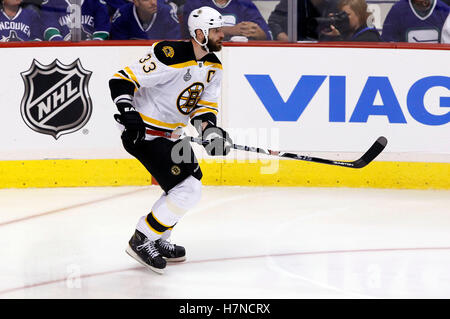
[105, 0, 130, 11]
[182, 0, 273, 40]
[110, 1, 181, 40]
[382, 0, 450, 43]
[0, 7, 41, 41]
[41, 0, 111, 41]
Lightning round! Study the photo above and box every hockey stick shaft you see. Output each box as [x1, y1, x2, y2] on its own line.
[145, 129, 387, 169]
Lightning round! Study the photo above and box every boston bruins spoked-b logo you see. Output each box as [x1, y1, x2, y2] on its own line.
[20, 59, 92, 139]
[171, 165, 181, 176]
[177, 82, 204, 115]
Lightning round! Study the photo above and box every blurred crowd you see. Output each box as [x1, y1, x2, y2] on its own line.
[0, 0, 448, 43]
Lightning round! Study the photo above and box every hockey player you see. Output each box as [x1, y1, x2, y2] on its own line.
[110, 0, 181, 40]
[108, 6, 232, 274]
[0, 0, 42, 41]
[41, 0, 110, 41]
[381, 0, 450, 43]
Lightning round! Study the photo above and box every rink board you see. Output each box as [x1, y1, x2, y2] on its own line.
[0, 42, 448, 189]
[0, 159, 448, 190]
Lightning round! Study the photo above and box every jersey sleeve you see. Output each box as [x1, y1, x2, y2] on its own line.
[111, 44, 174, 92]
[268, 0, 288, 40]
[30, 9, 43, 41]
[92, 0, 111, 40]
[242, 0, 273, 40]
[41, 1, 64, 41]
[381, 5, 402, 42]
[162, 3, 182, 40]
[110, 8, 128, 40]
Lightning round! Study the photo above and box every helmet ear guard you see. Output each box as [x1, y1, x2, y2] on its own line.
[188, 6, 224, 52]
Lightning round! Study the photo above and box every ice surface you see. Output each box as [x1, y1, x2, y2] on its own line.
[0, 186, 449, 298]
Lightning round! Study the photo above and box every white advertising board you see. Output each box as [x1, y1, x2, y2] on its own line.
[0, 44, 448, 162]
[222, 46, 450, 160]
[0, 45, 155, 160]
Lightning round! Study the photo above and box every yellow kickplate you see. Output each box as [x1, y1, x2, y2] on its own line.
[0, 159, 448, 190]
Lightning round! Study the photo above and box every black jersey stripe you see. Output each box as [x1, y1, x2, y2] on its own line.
[118, 70, 130, 79]
[146, 211, 173, 234]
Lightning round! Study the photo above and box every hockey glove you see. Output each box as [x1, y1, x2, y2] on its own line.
[114, 109, 146, 144]
[202, 124, 232, 156]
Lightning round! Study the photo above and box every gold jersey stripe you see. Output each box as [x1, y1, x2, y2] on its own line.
[204, 61, 223, 70]
[124, 67, 140, 87]
[113, 73, 134, 83]
[139, 113, 187, 129]
[197, 100, 218, 108]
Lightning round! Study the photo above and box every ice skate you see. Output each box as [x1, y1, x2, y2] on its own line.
[125, 230, 166, 274]
[156, 239, 186, 262]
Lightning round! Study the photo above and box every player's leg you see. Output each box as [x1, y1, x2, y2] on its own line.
[147, 174, 201, 262]
[122, 137, 202, 273]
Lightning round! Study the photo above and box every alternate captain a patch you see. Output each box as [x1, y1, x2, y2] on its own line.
[177, 82, 205, 115]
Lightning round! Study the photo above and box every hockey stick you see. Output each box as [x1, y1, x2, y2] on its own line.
[146, 129, 387, 169]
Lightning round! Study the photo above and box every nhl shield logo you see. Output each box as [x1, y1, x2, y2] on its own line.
[20, 59, 92, 139]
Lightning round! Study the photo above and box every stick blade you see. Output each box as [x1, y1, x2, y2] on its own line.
[352, 136, 388, 168]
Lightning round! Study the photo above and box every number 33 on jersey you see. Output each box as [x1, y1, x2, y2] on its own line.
[111, 40, 223, 134]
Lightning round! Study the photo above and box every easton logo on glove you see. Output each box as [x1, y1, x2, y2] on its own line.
[202, 124, 232, 156]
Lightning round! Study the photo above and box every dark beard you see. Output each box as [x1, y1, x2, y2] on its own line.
[206, 40, 222, 52]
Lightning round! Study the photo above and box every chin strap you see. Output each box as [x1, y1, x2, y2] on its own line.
[193, 33, 210, 53]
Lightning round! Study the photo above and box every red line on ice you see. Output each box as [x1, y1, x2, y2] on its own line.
[1, 246, 449, 297]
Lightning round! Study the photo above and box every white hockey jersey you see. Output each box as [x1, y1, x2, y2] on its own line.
[112, 40, 222, 136]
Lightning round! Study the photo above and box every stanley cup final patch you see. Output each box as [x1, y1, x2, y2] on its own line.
[20, 59, 93, 139]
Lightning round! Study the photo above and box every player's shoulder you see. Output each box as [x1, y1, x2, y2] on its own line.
[202, 53, 223, 69]
[18, 6, 37, 18]
[114, 2, 133, 18]
[396, 0, 411, 9]
[237, 0, 257, 5]
[183, 0, 203, 7]
[158, 0, 173, 13]
[233, 0, 257, 8]
[152, 40, 223, 69]
[156, 3, 179, 23]
[153, 40, 197, 67]
[435, 0, 450, 13]
[42, 0, 65, 9]
[97, 0, 108, 7]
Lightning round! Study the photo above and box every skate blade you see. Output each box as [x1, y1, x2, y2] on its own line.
[165, 256, 186, 262]
[125, 245, 165, 275]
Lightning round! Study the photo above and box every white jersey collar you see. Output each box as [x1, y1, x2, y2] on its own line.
[408, 0, 437, 21]
[1, 7, 22, 21]
[212, 0, 232, 9]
